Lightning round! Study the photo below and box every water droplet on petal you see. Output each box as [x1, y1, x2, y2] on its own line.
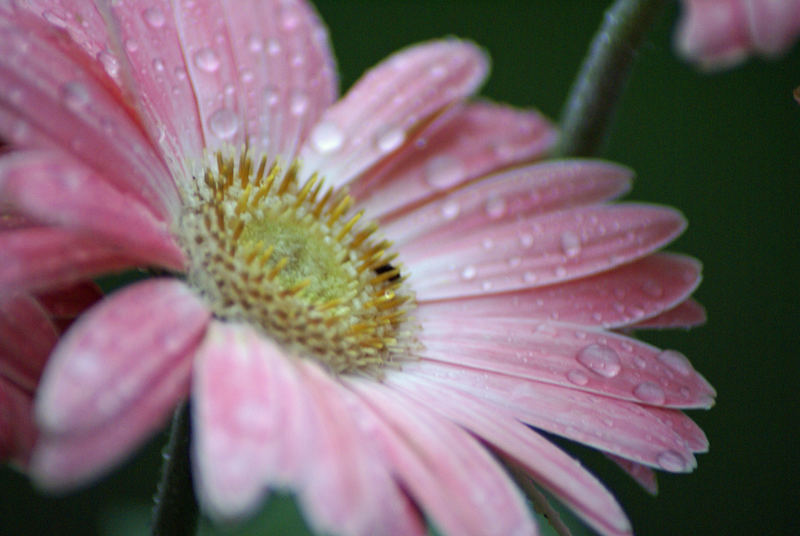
[576, 344, 622, 378]
[264, 86, 280, 107]
[208, 108, 239, 139]
[523, 271, 537, 283]
[485, 196, 506, 219]
[246, 34, 263, 52]
[481, 238, 494, 250]
[125, 39, 139, 53]
[641, 279, 663, 298]
[519, 232, 534, 248]
[142, 7, 166, 28]
[555, 266, 568, 278]
[152, 58, 165, 72]
[633, 381, 666, 404]
[289, 91, 308, 116]
[429, 63, 447, 78]
[43, 10, 67, 28]
[560, 231, 581, 257]
[194, 47, 220, 72]
[441, 200, 460, 220]
[461, 265, 476, 280]
[425, 156, 464, 190]
[508, 256, 521, 268]
[97, 51, 119, 77]
[567, 369, 590, 386]
[267, 38, 281, 55]
[376, 127, 406, 153]
[657, 349, 693, 376]
[310, 121, 344, 153]
[656, 450, 687, 471]
[61, 81, 90, 110]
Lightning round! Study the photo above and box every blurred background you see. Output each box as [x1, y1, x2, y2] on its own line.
[1, 1, 798, 534]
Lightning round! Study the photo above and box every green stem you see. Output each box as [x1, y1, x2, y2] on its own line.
[554, 0, 667, 157]
[151, 402, 199, 536]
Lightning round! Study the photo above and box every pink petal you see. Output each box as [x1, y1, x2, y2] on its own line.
[417, 311, 716, 408]
[0, 151, 185, 270]
[386, 370, 634, 536]
[745, 0, 800, 54]
[351, 102, 557, 220]
[98, 0, 205, 168]
[15, 1, 113, 80]
[406, 204, 686, 301]
[35, 279, 210, 436]
[30, 353, 192, 489]
[0, 10, 178, 216]
[349, 378, 538, 536]
[675, 0, 800, 69]
[295, 361, 427, 536]
[418, 254, 701, 329]
[299, 39, 489, 188]
[35, 281, 103, 320]
[605, 454, 658, 494]
[192, 321, 290, 518]
[403, 360, 707, 472]
[193, 322, 424, 534]
[0, 226, 135, 293]
[632, 298, 707, 329]
[382, 159, 633, 247]
[210, 0, 338, 159]
[0, 375, 37, 465]
[0, 292, 57, 391]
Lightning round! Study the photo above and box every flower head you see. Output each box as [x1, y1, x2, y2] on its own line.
[0, 1, 714, 535]
[675, 0, 800, 70]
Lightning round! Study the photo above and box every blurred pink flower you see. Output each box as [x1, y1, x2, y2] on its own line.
[0, 1, 714, 535]
[675, 0, 800, 69]
[0, 273, 101, 467]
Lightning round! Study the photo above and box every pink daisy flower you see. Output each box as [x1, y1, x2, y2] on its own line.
[0, 1, 714, 535]
[675, 0, 800, 69]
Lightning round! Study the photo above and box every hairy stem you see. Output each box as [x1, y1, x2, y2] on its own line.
[555, 0, 667, 157]
[151, 402, 199, 536]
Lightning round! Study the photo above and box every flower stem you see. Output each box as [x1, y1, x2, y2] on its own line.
[151, 402, 199, 536]
[554, 0, 667, 157]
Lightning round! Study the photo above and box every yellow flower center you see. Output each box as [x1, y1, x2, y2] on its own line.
[179, 150, 414, 375]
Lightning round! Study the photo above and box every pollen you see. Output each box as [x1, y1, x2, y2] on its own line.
[179, 149, 415, 375]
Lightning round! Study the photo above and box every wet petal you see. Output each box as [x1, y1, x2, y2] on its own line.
[0, 9, 178, 216]
[30, 354, 192, 489]
[0, 226, 135, 293]
[31, 279, 209, 489]
[405, 204, 686, 301]
[193, 323, 424, 535]
[418, 254, 701, 329]
[349, 378, 538, 536]
[352, 102, 557, 219]
[416, 311, 716, 409]
[300, 39, 489, 188]
[383, 159, 632, 246]
[35, 279, 210, 435]
[632, 298, 706, 329]
[386, 370, 634, 536]
[403, 360, 707, 473]
[0, 151, 185, 270]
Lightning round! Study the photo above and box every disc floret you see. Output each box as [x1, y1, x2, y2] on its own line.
[179, 149, 414, 375]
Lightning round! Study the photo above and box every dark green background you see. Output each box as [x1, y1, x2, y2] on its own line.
[2, 1, 798, 535]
